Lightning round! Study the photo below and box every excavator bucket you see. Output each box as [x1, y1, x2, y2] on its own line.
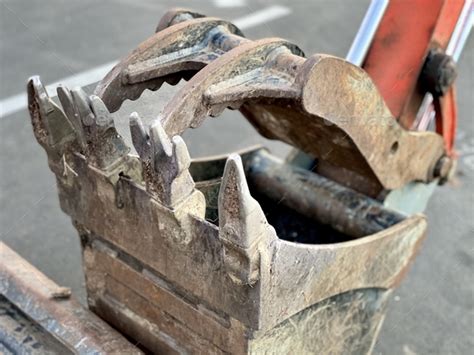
[1, 6, 463, 354]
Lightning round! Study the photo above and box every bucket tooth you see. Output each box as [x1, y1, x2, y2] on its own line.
[82, 94, 129, 168]
[132, 117, 195, 207]
[149, 119, 174, 164]
[171, 136, 191, 174]
[57, 85, 87, 148]
[129, 112, 150, 160]
[56, 85, 75, 118]
[89, 95, 114, 127]
[28, 76, 53, 113]
[218, 154, 276, 286]
[27, 76, 74, 149]
[71, 87, 95, 126]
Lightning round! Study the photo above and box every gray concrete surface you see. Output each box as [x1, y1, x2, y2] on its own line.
[0, 0, 473, 354]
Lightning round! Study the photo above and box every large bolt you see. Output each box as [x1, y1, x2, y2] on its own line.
[421, 48, 457, 97]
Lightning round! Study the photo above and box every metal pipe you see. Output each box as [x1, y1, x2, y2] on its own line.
[446, 0, 473, 61]
[0, 242, 142, 354]
[346, 0, 389, 66]
[245, 150, 405, 238]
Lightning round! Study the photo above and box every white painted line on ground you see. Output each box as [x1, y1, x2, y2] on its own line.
[234, 5, 290, 30]
[0, 61, 117, 118]
[213, 0, 246, 8]
[0, 5, 291, 118]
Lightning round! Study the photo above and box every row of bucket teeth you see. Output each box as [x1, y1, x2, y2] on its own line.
[28, 75, 130, 169]
[27, 75, 191, 206]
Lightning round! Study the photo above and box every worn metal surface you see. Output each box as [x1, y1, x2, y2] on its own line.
[0, 242, 143, 354]
[0, 296, 69, 354]
[250, 288, 390, 355]
[290, 0, 466, 204]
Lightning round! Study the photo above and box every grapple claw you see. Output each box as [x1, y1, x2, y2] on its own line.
[160, 38, 304, 135]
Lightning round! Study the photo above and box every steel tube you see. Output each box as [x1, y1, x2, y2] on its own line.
[245, 150, 405, 238]
[346, 0, 389, 66]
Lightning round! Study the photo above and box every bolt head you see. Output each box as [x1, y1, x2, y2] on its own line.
[421, 49, 457, 97]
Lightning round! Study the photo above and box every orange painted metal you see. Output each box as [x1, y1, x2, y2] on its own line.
[432, 0, 467, 48]
[362, 0, 444, 123]
[435, 86, 458, 153]
[362, 0, 464, 153]
[430, 0, 465, 154]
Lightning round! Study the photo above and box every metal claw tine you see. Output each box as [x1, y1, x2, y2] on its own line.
[57, 85, 87, 147]
[89, 95, 113, 127]
[57, 85, 76, 121]
[129, 112, 150, 160]
[71, 87, 94, 126]
[218, 154, 272, 249]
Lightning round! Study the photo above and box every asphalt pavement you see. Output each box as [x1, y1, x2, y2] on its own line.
[1, 1, 473, 354]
